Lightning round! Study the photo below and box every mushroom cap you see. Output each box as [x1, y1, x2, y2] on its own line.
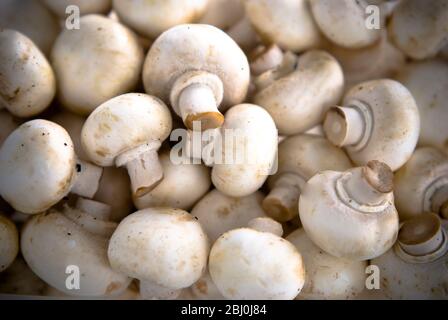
[199, 0, 245, 30]
[0, 110, 18, 146]
[0, 0, 59, 56]
[211, 103, 278, 197]
[310, 0, 381, 49]
[113, 0, 208, 39]
[81, 93, 172, 167]
[42, 0, 111, 17]
[134, 151, 211, 211]
[389, 0, 448, 60]
[142, 24, 250, 112]
[21, 209, 130, 297]
[209, 228, 305, 300]
[287, 228, 366, 300]
[0, 29, 56, 118]
[244, 0, 322, 52]
[395, 59, 448, 154]
[253, 50, 344, 135]
[108, 208, 209, 290]
[394, 147, 448, 221]
[268, 134, 352, 187]
[341, 79, 420, 171]
[0, 214, 19, 272]
[299, 170, 399, 260]
[192, 189, 267, 243]
[51, 14, 143, 115]
[0, 120, 77, 214]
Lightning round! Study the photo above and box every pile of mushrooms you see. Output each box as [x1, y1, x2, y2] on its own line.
[1, 0, 448, 301]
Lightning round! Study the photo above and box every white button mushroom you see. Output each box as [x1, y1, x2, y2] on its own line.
[323, 79, 420, 171]
[0, 0, 59, 57]
[81, 93, 172, 198]
[394, 147, 448, 221]
[0, 120, 103, 214]
[0, 29, 56, 118]
[263, 134, 352, 222]
[192, 189, 267, 243]
[299, 160, 399, 261]
[113, 0, 208, 40]
[0, 214, 19, 272]
[210, 103, 278, 197]
[244, 0, 323, 52]
[395, 59, 448, 154]
[287, 228, 367, 300]
[142, 24, 250, 131]
[42, 0, 111, 17]
[310, 0, 381, 49]
[199, 0, 244, 31]
[51, 110, 132, 222]
[209, 217, 305, 300]
[51, 15, 144, 115]
[253, 50, 344, 136]
[389, 0, 448, 60]
[107, 208, 210, 300]
[21, 198, 131, 297]
[0, 110, 18, 146]
[370, 213, 448, 299]
[134, 150, 211, 211]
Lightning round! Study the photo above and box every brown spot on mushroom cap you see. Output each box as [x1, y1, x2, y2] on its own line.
[363, 160, 393, 193]
[398, 213, 441, 246]
[185, 112, 224, 131]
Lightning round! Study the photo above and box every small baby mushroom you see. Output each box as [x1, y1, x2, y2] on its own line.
[192, 189, 267, 243]
[81, 93, 172, 198]
[299, 160, 399, 260]
[108, 208, 209, 300]
[395, 59, 448, 154]
[142, 24, 250, 131]
[210, 103, 278, 197]
[323, 79, 420, 171]
[253, 50, 344, 136]
[0, 29, 56, 118]
[113, 0, 208, 40]
[394, 147, 448, 221]
[389, 0, 448, 60]
[51, 15, 143, 115]
[310, 0, 381, 49]
[0, 120, 102, 214]
[42, 0, 111, 17]
[0, 0, 59, 56]
[244, 0, 323, 52]
[51, 110, 132, 222]
[134, 150, 211, 211]
[0, 110, 18, 146]
[0, 214, 19, 272]
[370, 213, 448, 299]
[263, 134, 352, 222]
[21, 198, 131, 297]
[287, 228, 367, 300]
[209, 217, 305, 300]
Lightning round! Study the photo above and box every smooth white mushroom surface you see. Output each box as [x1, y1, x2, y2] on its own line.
[0, 120, 102, 214]
[42, 0, 112, 17]
[113, 0, 208, 39]
[0, 214, 19, 272]
[0, 29, 56, 118]
[51, 14, 144, 115]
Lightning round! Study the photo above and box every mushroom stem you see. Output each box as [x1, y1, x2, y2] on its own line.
[344, 161, 394, 206]
[248, 217, 283, 237]
[71, 159, 103, 199]
[262, 173, 306, 222]
[397, 213, 446, 257]
[76, 198, 111, 221]
[139, 280, 181, 300]
[250, 44, 284, 76]
[323, 106, 365, 147]
[115, 141, 163, 198]
[430, 185, 448, 219]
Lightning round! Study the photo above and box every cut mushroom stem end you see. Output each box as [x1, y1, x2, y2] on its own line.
[115, 141, 163, 198]
[262, 173, 305, 222]
[71, 159, 103, 199]
[323, 106, 365, 147]
[248, 217, 283, 237]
